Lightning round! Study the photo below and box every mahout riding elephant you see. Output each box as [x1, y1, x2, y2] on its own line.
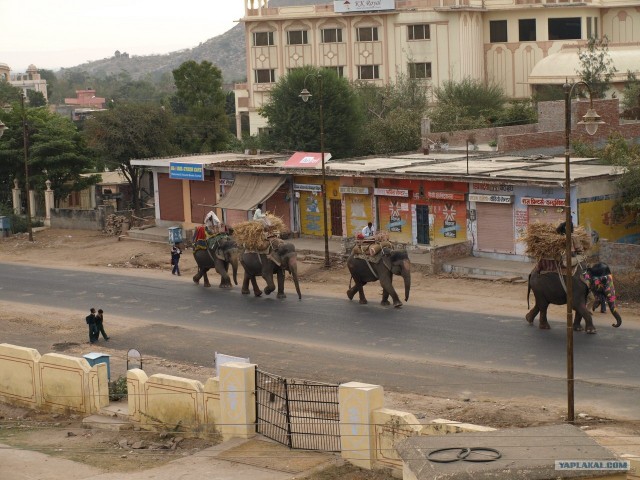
[346, 249, 411, 308]
[526, 262, 622, 333]
[240, 239, 301, 299]
[192, 233, 239, 288]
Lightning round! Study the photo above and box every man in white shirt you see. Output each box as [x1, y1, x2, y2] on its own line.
[204, 211, 221, 231]
[362, 222, 374, 238]
[253, 203, 271, 226]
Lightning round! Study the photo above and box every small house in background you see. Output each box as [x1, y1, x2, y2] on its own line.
[59, 171, 133, 211]
[59, 89, 107, 121]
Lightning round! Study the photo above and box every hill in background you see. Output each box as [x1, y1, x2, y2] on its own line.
[57, 0, 331, 86]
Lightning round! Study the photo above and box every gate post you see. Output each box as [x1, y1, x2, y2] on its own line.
[339, 382, 383, 469]
[219, 362, 257, 441]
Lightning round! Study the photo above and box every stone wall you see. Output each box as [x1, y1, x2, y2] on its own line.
[599, 240, 640, 272]
[50, 205, 116, 231]
[431, 241, 473, 272]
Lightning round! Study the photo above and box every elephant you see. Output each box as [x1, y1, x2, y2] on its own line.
[192, 233, 239, 288]
[240, 239, 301, 299]
[526, 262, 622, 334]
[346, 249, 411, 308]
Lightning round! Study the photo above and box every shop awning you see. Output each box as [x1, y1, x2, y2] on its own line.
[214, 174, 286, 211]
[284, 151, 332, 168]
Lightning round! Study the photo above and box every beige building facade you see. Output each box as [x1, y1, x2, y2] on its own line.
[234, 0, 640, 136]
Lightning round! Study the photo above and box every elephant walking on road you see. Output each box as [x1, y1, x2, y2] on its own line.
[192, 234, 239, 288]
[240, 239, 301, 299]
[346, 250, 411, 308]
[526, 262, 622, 333]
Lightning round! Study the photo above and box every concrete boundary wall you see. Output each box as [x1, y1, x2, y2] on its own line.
[2, 344, 498, 475]
[0, 344, 108, 414]
[599, 240, 640, 272]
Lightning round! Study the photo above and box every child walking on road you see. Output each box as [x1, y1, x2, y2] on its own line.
[171, 244, 182, 276]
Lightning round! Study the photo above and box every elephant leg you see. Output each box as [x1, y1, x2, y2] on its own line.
[201, 270, 211, 288]
[381, 289, 391, 306]
[537, 301, 551, 330]
[348, 278, 368, 304]
[217, 263, 232, 288]
[241, 272, 251, 295]
[573, 311, 584, 332]
[193, 269, 203, 285]
[276, 270, 286, 299]
[525, 305, 539, 325]
[576, 304, 596, 334]
[380, 278, 402, 307]
[250, 276, 263, 297]
[346, 283, 358, 300]
[263, 273, 276, 295]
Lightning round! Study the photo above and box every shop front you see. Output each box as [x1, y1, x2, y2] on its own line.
[293, 175, 341, 237]
[340, 178, 374, 237]
[469, 182, 515, 255]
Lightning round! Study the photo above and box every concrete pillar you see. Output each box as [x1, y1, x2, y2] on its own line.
[12, 178, 21, 215]
[339, 382, 384, 469]
[182, 179, 192, 224]
[44, 180, 54, 226]
[219, 362, 256, 441]
[235, 113, 242, 140]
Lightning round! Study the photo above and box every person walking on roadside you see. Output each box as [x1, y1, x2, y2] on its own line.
[171, 244, 182, 276]
[86, 308, 98, 344]
[95, 309, 110, 341]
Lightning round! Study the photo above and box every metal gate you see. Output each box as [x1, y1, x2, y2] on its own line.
[255, 369, 341, 452]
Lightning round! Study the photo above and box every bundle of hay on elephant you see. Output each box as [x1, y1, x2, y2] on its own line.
[346, 235, 411, 308]
[192, 230, 239, 289]
[523, 222, 622, 333]
[234, 215, 301, 300]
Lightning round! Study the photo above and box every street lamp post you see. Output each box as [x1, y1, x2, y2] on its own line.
[300, 74, 331, 268]
[563, 80, 604, 423]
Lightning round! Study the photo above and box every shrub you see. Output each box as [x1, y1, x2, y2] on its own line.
[109, 376, 128, 402]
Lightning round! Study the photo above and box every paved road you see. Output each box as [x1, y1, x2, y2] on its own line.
[1, 263, 639, 420]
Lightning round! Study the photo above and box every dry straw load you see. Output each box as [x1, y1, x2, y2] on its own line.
[233, 214, 287, 251]
[522, 222, 591, 260]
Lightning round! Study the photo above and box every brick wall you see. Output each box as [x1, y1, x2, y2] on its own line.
[432, 241, 473, 271]
[599, 240, 640, 272]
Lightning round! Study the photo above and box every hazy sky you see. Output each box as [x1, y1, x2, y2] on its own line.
[0, 1, 246, 72]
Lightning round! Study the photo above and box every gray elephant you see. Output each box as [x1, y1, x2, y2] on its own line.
[240, 239, 301, 299]
[192, 233, 239, 288]
[346, 249, 411, 308]
[526, 262, 622, 333]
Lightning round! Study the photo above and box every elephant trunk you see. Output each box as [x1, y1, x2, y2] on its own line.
[289, 257, 302, 300]
[611, 310, 622, 328]
[230, 251, 239, 285]
[402, 259, 411, 302]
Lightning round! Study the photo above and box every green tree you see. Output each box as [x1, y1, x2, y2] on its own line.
[26, 90, 47, 107]
[84, 104, 177, 209]
[0, 80, 21, 106]
[37, 68, 57, 101]
[429, 78, 506, 132]
[171, 60, 230, 153]
[577, 35, 617, 99]
[621, 71, 640, 119]
[259, 66, 363, 159]
[355, 74, 429, 155]
[0, 101, 97, 207]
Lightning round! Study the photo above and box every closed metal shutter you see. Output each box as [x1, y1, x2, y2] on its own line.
[158, 173, 184, 222]
[190, 178, 217, 225]
[477, 203, 514, 254]
[528, 206, 565, 227]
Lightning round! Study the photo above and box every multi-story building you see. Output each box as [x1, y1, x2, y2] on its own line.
[1, 64, 49, 102]
[234, 0, 640, 137]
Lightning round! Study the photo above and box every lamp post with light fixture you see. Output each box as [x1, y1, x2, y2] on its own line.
[299, 73, 331, 268]
[563, 80, 604, 423]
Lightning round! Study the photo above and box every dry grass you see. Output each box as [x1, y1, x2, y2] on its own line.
[232, 214, 287, 250]
[522, 222, 591, 260]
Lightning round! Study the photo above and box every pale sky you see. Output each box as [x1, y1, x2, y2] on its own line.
[0, 0, 246, 72]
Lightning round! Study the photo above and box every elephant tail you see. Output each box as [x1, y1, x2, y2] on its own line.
[527, 273, 531, 309]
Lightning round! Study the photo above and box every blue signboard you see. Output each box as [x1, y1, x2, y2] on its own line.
[169, 162, 204, 181]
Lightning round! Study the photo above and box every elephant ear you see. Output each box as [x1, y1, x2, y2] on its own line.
[269, 251, 282, 267]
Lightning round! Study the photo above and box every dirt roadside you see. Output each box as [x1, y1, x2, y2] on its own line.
[1, 229, 639, 476]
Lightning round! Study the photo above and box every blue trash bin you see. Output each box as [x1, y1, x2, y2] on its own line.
[83, 352, 111, 381]
[168, 226, 183, 244]
[0, 216, 10, 238]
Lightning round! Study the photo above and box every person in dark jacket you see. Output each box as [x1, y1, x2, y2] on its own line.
[86, 308, 98, 344]
[95, 309, 109, 341]
[171, 244, 182, 276]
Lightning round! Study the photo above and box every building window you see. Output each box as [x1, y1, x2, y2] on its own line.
[321, 28, 343, 43]
[408, 62, 432, 79]
[519, 19, 536, 41]
[356, 27, 378, 42]
[408, 24, 430, 41]
[549, 17, 581, 40]
[490, 20, 508, 43]
[287, 30, 308, 45]
[324, 66, 344, 77]
[358, 65, 379, 80]
[253, 31, 274, 46]
[255, 69, 276, 83]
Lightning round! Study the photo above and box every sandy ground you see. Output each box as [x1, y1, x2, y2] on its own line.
[1, 229, 639, 476]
